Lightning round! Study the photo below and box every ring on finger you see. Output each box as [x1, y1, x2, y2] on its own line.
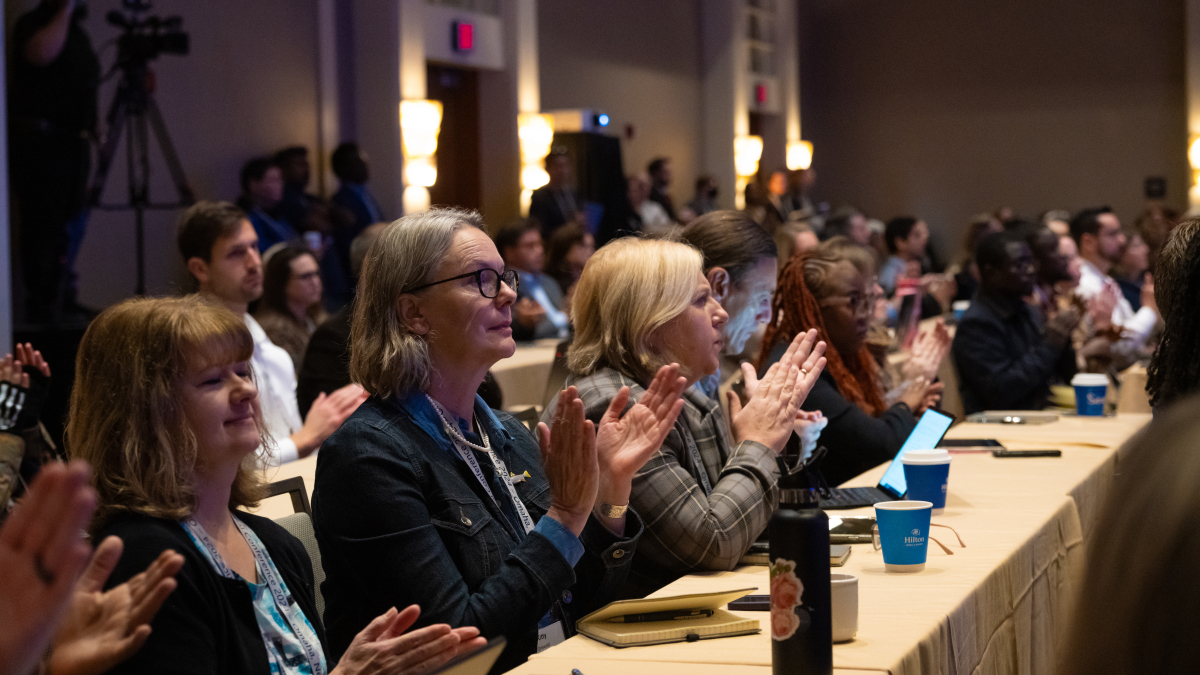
[800, 368, 808, 376]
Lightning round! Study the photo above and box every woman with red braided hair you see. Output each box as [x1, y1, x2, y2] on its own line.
[758, 243, 942, 486]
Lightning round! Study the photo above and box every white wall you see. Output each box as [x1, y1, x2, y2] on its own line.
[59, 0, 323, 307]
[538, 0, 703, 204]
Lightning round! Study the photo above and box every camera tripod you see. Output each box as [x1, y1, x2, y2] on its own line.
[86, 58, 194, 296]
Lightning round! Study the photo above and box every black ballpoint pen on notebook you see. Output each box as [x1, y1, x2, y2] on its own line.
[609, 609, 715, 623]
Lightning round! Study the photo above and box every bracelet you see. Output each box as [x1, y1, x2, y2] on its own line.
[597, 502, 628, 518]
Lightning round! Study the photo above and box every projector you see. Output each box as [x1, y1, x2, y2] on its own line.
[545, 109, 611, 133]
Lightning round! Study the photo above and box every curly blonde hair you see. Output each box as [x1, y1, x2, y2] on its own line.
[67, 296, 266, 529]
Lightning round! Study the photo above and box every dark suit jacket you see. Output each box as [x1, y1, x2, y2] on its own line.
[529, 185, 578, 237]
[952, 291, 1076, 414]
[513, 273, 566, 342]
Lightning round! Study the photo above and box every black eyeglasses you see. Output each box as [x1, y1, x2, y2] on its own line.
[403, 268, 519, 298]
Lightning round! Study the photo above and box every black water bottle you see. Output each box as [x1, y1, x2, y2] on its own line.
[769, 462, 832, 675]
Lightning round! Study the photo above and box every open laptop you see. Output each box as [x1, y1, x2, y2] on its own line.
[817, 408, 955, 510]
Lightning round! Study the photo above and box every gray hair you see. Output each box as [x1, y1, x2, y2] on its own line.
[350, 207, 486, 398]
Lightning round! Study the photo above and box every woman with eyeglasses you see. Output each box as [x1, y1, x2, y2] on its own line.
[254, 244, 328, 371]
[758, 243, 943, 487]
[312, 208, 687, 673]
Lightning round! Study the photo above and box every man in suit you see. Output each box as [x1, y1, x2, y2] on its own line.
[528, 151, 581, 238]
[496, 222, 569, 342]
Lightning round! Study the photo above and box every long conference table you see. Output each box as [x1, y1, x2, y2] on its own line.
[253, 412, 1151, 675]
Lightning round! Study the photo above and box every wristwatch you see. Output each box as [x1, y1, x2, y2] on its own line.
[597, 502, 628, 518]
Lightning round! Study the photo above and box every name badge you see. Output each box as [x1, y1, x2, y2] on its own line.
[537, 620, 565, 652]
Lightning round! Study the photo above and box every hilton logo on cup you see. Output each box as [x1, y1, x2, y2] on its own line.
[904, 529, 925, 545]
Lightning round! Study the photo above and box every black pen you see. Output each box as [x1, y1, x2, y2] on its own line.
[609, 609, 714, 623]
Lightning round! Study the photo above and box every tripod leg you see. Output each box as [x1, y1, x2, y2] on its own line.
[87, 90, 129, 206]
[145, 96, 195, 205]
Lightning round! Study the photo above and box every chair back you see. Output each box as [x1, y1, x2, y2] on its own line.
[267, 476, 324, 625]
[274, 511, 326, 626]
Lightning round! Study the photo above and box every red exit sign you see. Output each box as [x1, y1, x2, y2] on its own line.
[452, 21, 474, 53]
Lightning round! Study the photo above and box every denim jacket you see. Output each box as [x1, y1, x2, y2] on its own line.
[312, 393, 642, 673]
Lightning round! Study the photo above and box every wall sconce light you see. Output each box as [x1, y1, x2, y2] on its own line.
[400, 100, 443, 157]
[1189, 136, 1200, 169]
[733, 135, 764, 210]
[404, 156, 438, 188]
[734, 135, 764, 178]
[787, 140, 813, 171]
[519, 112, 555, 214]
[399, 99, 443, 212]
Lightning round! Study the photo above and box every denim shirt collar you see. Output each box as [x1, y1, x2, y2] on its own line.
[392, 390, 514, 460]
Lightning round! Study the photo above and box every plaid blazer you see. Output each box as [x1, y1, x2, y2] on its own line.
[550, 367, 781, 595]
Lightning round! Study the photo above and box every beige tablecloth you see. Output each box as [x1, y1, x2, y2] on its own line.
[491, 339, 560, 408]
[508, 413, 1150, 675]
[247, 407, 1149, 675]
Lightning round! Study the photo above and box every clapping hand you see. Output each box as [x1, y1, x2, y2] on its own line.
[16, 343, 51, 379]
[591, 365, 688, 532]
[47, 538, 184, 675]
[902, 320, 952, 383]
[0, 461, 96, 675]
[333, 605, 486, 675]
[730, 330, 827, 453]
[538, 387, 598, 536]
[897, 377, 944, 415]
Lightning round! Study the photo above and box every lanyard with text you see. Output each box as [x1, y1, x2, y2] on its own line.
[678, 422, 713, 496]
[182, 516, 327, 675]
[427, 395, 536, 535]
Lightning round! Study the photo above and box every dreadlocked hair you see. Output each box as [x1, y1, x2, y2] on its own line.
[758, 247, 888, 416]
[1147, 218, 1200, 409]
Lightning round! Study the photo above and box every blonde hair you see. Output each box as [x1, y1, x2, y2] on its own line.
[568, 238, 703, 382]
[66, 296, 266, 529]
[351, 207, 486, 398]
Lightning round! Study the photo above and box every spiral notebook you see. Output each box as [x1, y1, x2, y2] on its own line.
[576, 587, 759, 648]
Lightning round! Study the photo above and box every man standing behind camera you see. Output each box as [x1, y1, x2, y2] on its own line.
[9, 0, 99, 323]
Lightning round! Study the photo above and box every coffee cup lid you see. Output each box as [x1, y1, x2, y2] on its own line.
[901, 448, 951, 464]
[1071, 373, 1108, 387]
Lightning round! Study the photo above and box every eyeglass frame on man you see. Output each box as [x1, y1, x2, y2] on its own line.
[403, 268, 520, 298]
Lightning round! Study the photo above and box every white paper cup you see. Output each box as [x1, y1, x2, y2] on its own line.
[830, 573, 858, 642]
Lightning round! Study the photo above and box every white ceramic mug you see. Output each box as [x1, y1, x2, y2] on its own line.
[830, 573, 858, 642]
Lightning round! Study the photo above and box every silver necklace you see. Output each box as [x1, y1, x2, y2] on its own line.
[425, 394, 492, 454]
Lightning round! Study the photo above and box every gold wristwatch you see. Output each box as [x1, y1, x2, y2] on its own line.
[597, 502, 628, 518]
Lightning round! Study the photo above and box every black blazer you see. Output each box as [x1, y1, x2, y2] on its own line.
[952, 291, 1075, 414]
[96, 511, 327, 675]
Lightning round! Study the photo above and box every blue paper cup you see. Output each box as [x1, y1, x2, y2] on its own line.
[902, 449, 951, 515]
[1071, 373, 1108, 416]
[874, 501, 933, 573]
[952, 300, 969, 323]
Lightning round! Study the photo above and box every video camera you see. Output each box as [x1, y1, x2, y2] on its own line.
[106, 0, 188, 65]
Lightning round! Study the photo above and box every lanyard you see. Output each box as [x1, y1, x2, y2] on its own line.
[426, 396, 536, 536]
[678, 422, 713, 496]
[182, 516, 327, 675]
